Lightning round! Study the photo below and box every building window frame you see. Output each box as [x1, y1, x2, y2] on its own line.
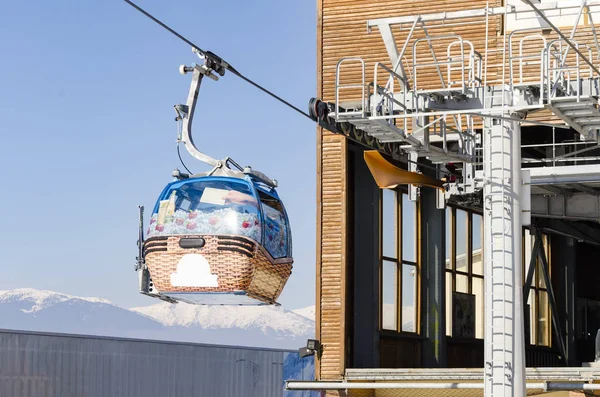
[443, 207, 553, 345]
[379, 188, 421, 335]
[445, 206, 484, 339]
[523, 229, 552, 347]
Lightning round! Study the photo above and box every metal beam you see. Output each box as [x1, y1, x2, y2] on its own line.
[528, 164, 600, 185]
[287, 381, 600, 391]
[367, 1, 600, 27]
[552, 144, 600, 160]
[534, 185, 571, 196]
[375, 21, 412, 98]
[523, 232, 541, 305]
[586, 8, 600, 59]
[531, 192, 600, 222]
[536, 218, 600, 246]
[377, 23, 400, 71]
[567, 183, 599, 195]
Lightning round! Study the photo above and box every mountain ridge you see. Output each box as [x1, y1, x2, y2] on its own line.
[0, 288, 314, 350]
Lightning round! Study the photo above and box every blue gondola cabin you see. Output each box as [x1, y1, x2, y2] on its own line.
[142, 176, 293, 305]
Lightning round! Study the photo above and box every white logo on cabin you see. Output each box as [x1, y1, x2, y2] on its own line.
[170, 254, 219, 287]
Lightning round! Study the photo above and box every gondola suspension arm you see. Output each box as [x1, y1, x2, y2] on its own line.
[175, 61, 221, 169]
[175, 58, 279, 187]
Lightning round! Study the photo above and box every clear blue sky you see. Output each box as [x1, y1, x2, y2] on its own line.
[0, 0, 317, 310]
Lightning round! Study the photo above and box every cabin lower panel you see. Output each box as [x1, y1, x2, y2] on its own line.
[144, 235, 292, 304]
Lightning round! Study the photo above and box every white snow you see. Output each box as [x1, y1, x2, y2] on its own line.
[132, 301, 314, 336]
[0, 288, 112, 313]
[0, 288, 314, 349]
[291, 305, 315, 321]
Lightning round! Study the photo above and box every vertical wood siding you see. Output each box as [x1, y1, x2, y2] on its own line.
[317, 0, 348, 382]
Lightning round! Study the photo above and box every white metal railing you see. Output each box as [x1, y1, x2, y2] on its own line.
[335, 57, 367, 120]
[544, 39, 594, 103]
[508, 29, 547, 88]
[373, 62, 408, 132]
[447, 39, 482, 90]
[412, 35, 482, 95]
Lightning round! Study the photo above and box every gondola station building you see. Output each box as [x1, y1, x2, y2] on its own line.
[289, 0, 600, 396]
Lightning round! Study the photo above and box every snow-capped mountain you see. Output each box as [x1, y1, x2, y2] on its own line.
[132, 302, 313, 335]
[291, 305, 315, 321]
[0, 288, 314, 349]
[131, 301, 314, 347]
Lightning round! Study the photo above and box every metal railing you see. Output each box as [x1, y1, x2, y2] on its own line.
[335, 57, 367, 120]
[508, 29, 547, 95]
[373, 61, 408, 132]
[447, 39, 482, 90]
[544, 39, 594, 103]
[412, 35, 482, 95]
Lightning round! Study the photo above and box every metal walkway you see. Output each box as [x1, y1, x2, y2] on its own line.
[316, 0, 600, 203]
[344, 367, 600, 382]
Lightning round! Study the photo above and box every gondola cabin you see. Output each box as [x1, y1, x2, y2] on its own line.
[140, 175, 293, 305]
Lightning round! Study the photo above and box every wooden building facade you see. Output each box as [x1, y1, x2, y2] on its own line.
[315, 0, 600, 383]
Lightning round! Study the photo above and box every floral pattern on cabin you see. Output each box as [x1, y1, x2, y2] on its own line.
[146, 177, 291, 259]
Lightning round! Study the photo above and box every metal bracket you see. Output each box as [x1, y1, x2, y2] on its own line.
[135, 205, 145, 272]
[522, 169, 531, 226]
[408, 152, 419, 201]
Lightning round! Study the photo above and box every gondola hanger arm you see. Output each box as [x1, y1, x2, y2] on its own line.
[175, 63, 220, 168]
[175, 64, 278, 188]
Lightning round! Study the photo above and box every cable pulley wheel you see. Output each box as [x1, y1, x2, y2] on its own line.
[340, 122, 354, 136]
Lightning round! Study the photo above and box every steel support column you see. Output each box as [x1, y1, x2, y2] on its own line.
[350, 145, 380, 368]
[421, 166, 447, 367]
[555, 234, 578, 365]
[483, 117, 526, 397]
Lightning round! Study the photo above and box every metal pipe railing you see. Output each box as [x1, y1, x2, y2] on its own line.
[522, 0, 600, 77]
[286, 381, 600, 391]
[335, 57, 366, 120]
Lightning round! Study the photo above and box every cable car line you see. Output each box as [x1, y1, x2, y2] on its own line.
[123, 0, 313, 121]
[124, 0, 457, 180]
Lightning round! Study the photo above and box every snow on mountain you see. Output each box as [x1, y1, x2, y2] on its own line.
[132, 302, 313, 335]
[0, 288, 314, 349]
[0, 288, 112, 311]
[132, 302, 314, 348]
[0, 288, 165, 339]
[291, 305, 315, 321]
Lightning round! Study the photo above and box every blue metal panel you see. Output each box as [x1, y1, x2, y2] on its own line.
[0, 329, 318, 397]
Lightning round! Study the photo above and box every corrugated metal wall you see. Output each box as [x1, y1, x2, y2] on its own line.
[0, 329, 317, 397]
